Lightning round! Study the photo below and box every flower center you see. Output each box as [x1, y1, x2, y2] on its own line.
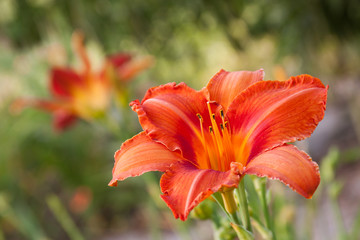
[197, 102, 235, 172]
[72, 77, 109, 119]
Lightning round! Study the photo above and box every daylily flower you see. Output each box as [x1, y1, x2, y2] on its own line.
[12, 32, 152, 131]
[109, 69, 328, 221]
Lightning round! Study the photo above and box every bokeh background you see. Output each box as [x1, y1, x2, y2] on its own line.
[1, 0, 360, 239]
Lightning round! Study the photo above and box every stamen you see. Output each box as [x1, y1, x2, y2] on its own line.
[220, 109, 227, 127]
[215, 107, 233, 171]
[196, 113, 204, 134]
[221, 120, 233, 170]
[196, 103, 235, 172]
[220, 109, 224, 118]
[197, 113, 212, 169]
[207, 102, 226, 171]
[209, 128, 221, 170]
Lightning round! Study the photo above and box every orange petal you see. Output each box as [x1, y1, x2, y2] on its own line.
[53, 110, 77, 131]
[11, 98, 76, 131]
[11, 98, 68, 113]
[107, 54, 132, 68]
[130, 83, 211, 164]
[72, 31, 91, 72]
[206, 69, 264, 111]
[160, 161, 242, 221]
[50, 68, 83, 98]
[109, 132, 185, 186]
[117, 56, 154, 81]
[227, 75, 328, 162]
[244, 144, 320, 198]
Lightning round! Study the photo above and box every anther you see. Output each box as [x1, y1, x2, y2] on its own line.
[220, 109, 224, 118]
[209, 126, 213, 133]
[220, 124, 224, 130]
[224, 121, 228, 128]
[212, 113, 216, 120]
[197, 113, 202, 120]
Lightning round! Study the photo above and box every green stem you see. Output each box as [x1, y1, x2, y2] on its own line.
[330, 197, 348, 240]
[236, 181, 252, 232]
[221, 189, 254, 240]
[46, 194, 84, 240]
[231, 223, 254, 240]
[350, 205, 360, 239]
[221, 190, 238, 216]
[212, 192, 231, 220]
[254, 177, 276, 240]
[0, 194, 48, 240]
[260, 180, 276, 240]
[260, 183, 271, 228]
[251, 215, 273, 240]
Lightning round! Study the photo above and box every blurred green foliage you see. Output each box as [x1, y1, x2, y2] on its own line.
[2, 0, 360, 74]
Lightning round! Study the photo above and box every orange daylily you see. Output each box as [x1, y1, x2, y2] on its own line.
[109, 69, 328, 221]
[13, 32, 153, 130]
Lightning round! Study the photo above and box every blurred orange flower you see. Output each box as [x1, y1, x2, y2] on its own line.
[12, 32, 153, 131]
[109, 69, 328, 220]
[69, 186, 92, 214]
